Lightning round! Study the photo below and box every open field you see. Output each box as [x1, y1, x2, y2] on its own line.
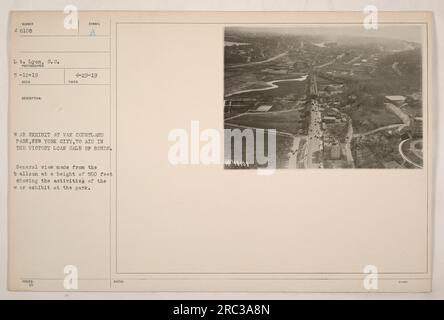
[344, 104, 403, 133]
[225, 109, 307, 135]
[224, 125, 295, 169]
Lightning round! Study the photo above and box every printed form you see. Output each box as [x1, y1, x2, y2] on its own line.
[8, 11, 432, 292]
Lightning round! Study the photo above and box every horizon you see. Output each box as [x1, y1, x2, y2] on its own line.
[226, 25, 424, 44]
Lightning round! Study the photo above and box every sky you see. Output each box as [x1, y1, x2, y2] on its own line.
[227, 25, 424, 43]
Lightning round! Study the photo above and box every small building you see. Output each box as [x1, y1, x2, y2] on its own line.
[323, 116, 337, 124]
[255, 105, 273, 112]
[411, 117, 423, 138]
[385, 95, 406, 106]
[401, 132, 411, 140]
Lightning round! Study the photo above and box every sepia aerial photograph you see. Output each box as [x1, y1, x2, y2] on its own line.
[224, 25, 424, 169]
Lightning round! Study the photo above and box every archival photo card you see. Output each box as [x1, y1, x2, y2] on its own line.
[7, 11, 432, 293]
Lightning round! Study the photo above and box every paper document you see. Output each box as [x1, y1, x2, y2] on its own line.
[8, 11, 432, 292]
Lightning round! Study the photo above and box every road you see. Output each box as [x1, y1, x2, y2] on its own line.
[314, 58, 336, 69]
[399, 138, 422, 168]
[305, 100, 323, 168]
[344, 119, 355, 166]
[353, 123, 406, 138]
[299, 69, 323, 168]
[345, 54, 363, 65]
[225, 51, 289, 69]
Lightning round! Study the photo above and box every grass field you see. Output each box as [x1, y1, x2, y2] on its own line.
[344, 104, 403, 133]
[224, 124, 295, 169]
[225, 109, 307, 135]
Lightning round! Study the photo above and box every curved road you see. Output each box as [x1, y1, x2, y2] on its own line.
[399, 139, 422, 168]
[353, 124, 406, 138]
